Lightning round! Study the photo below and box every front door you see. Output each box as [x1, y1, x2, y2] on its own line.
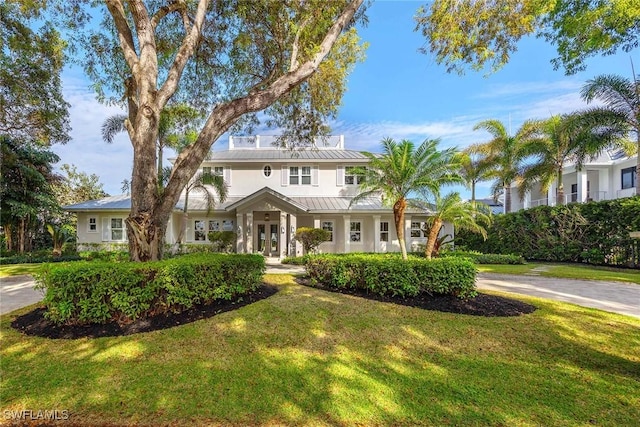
[255, 222, 279, 256]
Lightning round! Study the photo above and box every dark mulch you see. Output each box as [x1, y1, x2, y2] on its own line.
[11, 284, 279, 340]
[296, 277, 537, 317]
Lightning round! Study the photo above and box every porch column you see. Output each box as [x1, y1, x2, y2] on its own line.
[405, 215, 412, 253]
[236, 213, 244, 253]
[245, 212, 253, 253]
[577, 170, 588, 203]
[373, 215, 381, 253]
[343, 215, 351, 253]
[547, 185, 555, 206]
[598, 168, 610, 200]
[289, 214, 301, 256]
[280, 211, 287, 258]
[523, 191, 531, 210]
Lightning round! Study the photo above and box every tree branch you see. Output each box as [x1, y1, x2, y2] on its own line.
[105, 0, 139, 73]
[151, 0, 185, 30]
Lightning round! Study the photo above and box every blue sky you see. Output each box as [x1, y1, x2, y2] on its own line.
[53, 1, 636, 197]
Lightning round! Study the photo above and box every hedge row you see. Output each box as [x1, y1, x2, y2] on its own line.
[457, 197, 640, 268]
[439, 251, 526, 265]
[305, 254, 477, 299]
[35, 253, 265, 325]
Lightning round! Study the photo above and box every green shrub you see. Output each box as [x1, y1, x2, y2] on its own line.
[306, 254, 477, 299]
[295, 227, 331, 253]
[35, 253, 265, 325]
[0, 253, 82, 265]
[207, 231, 236, 252]
[439, 250, 526, 265]
[79, 250, 130, 262]
[281, 255, 312, 265]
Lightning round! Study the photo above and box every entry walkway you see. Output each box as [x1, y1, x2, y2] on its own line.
[0, 275, 43, 315]
[477, 273, 640, 319]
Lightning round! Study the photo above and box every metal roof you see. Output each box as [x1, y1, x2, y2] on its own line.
[63, 194, 133, 211]
[198, 149, 371, 163]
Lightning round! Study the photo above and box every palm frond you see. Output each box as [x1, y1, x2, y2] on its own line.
[101, 114, 127, 144]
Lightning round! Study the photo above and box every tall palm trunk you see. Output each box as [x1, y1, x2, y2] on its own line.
[424, 218, 442, 260]
[394, 198, 408, 260]
[503, 184, 512, 213]
[556, 167, 565, 205]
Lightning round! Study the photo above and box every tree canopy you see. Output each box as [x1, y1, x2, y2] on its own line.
[0, 1, 70, 145]
[415, 0, 640, 75]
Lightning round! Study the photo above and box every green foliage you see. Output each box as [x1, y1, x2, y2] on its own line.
[46, 224, 72, 257]
[295, 227, 331, 254]
[281, 254, 312, 265]
[305, 254, 477, 299]
[35, 254, 266, 325]
[415, 0, 640, 75]
[440, 250, 526, 265]
[78, 250, 130, 263]
[207, 231, 237, 253]
[457, 197, 640, 268]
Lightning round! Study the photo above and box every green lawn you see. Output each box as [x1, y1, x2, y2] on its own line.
[477, 263, 640, 284]
[0, 263, 42, 278]
[2, 274, 639, 426]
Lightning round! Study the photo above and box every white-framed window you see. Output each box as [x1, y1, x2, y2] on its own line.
[263, 165, 272, 178]
[194, 220, 207, 241]
[322, 221, 334, 242]
[350, 221, 362, 242]
[203, 166, 211, 175]
[111, 218, 125, 241]
[88, 217, 97, 233]
[345, 166, 365, 185]
[222, 219, 234, 231]
[289, 166, 312, 185]
[380, 221, 389, 242]
[209, 220, 220, 232]
[411, 221, 427, 238]
[622, 166, 637, 189]
[214, 166, 224, 176]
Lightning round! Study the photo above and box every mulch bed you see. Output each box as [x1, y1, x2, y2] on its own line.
[296, 277, 537, 317]
[11, 284, 279, 340]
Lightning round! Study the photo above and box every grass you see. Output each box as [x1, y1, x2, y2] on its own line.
[0, 263, 42, 278]
[2, 273, 639, 426]
[477, 263, 640, 285]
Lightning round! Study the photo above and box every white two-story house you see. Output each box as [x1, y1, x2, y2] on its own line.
[65, 135, 451, 257]
[510, 149, 637, 211]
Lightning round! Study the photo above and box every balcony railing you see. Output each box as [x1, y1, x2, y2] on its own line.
[229, 135, 344, 150]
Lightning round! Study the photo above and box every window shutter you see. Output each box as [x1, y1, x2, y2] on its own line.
[281, 165, 289, 186]
[102, 218, 110, 241]
[224, 165, 232, 186]
[312, 165, 319, 186]
[336, 165, 344, 186]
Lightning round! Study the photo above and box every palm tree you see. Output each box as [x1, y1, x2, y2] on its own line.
[417, 192, 492, 260]
[581, 73, 640, 196]
[174, 170, 228, 246]
[457, 149, 494, 205]
[470, 119, 540, 213]
[518, 114, 627, 205]
[101, 105, 201, 189]
[351, 138, 462, 260]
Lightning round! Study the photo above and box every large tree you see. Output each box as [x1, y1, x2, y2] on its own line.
[415, 0, 640, 75]
[52, 0, 367, 261]
[0, 2, 70, 145]
[581, 74, 640, 196]
[470, 119, 540, 213]
[351, 138, 462, 260]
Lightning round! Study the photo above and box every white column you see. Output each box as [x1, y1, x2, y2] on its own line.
[255, 135, 261, 149]
[523, 191, 531, 210]
[547, 185, 555, 206]
[280, 211, 287, 258]
[236, 213, 244, 253]
[577, 170, 588, 203]
[289, 214, 301, 256]
[245, 212, 253, 253]
[373, 215, 381, 253]
[343, 215, 351, 253]
[229, 135, 234, 150]
[598, 168, 610, 200]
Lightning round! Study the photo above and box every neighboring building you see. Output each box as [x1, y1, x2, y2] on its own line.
[65, 135, 452, 257]
[509, 149, 637, 211]
[475, 198, 503, 215]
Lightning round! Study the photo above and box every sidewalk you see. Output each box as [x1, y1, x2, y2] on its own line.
[0, 275, 43, 315]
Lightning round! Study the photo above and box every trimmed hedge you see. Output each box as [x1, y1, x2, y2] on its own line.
[439, 251, 526, 265]
[35, 253, 265, 325]
[305, 254, 477, 299]
[457, 196, 640, 268]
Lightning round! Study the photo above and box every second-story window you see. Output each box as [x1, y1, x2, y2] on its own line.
[345, 166, 365, 185]
[289, 166, 312, 185]
[263, 165, 272, 178]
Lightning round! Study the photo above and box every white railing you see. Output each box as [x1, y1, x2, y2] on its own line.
[229, 135, 344, 150]
[530, 198, 549, 207]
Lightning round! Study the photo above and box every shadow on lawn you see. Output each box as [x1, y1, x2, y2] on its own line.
[1, 276, 639, 426]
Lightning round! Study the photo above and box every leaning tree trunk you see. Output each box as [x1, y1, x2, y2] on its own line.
[394, 198, 408, 260]
[424, 218, 442, 260]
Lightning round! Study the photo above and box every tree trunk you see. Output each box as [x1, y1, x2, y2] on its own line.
[556, 169, 565, 206]
[393, 198, 407, 260]
[636, 134, 639, 196]
[424, 219, 442, 260]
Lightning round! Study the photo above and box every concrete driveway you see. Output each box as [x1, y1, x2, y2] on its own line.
[477, 273, 640, 319]
[0, 275, 43, 315]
